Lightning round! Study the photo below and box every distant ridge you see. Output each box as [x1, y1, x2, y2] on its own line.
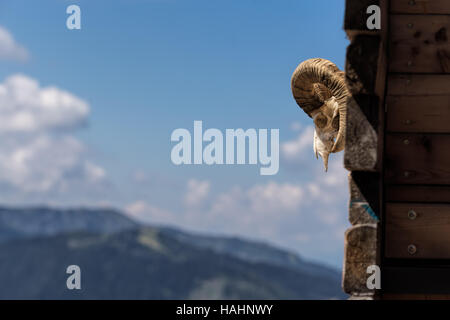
[0, 206, 137, 241]
[0, 206, 346, 299]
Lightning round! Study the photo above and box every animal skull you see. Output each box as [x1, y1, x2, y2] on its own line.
[291, 58, 348, 172]
[312, 97, 340, 171]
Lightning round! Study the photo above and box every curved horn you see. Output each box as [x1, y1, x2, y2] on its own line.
[291, 58, 348, 154]
[331, 99, 346, 153]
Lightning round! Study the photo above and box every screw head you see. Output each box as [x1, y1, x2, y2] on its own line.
[405, 119, 412, 125]
[404, 139, 410, 145]
[408, 244, 417, 255]
[404, 171, 411, 178]
[407, 23, 414, 28]
[408, 210, 417, 220]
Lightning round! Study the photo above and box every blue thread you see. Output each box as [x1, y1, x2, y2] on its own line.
[349, 200, 379, 221]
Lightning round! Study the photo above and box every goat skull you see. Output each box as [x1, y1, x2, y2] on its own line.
[291, 58, 348, 171]
[312, 97, 340, 171]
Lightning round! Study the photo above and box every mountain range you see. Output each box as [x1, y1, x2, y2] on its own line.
[0, 206, 346, 299]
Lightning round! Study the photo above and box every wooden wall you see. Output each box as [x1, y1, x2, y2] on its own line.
[343, 0, 450, 299]
[382, 0, 450, 297]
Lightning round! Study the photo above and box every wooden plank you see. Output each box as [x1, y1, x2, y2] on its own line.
[386, 185, 450, 203]
[386, 95, 450, 132]
[376, 0, 389, 99]
[382, 293, 450, 300]
[385, 203, 450, 258]
[385, 134, 450, 184]
[383, 266, 450, 294]
[387, 74, 450, 96]
[376, 0, 389, 173]
[389, 15, 450, 73]
[391, 0, 450, 14]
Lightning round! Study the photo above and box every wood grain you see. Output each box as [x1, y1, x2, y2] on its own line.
[389, 15, 450, 73]
[385, 203, 450, 258]
[387, 74, 450, 95]
[380, 0, 450, 297]
[391, 0, 450, 14]
[386, 95, 450, 132]
[385, 134, 450, 184]
[386, 185, 450, 203]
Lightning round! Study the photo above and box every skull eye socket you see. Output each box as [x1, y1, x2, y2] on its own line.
[314, 114, 328, 129]
[331, 114, 340, 130]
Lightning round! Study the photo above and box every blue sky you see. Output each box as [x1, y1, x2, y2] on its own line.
[0, 0, 350, 268]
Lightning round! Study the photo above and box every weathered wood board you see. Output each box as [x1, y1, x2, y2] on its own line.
[389, 15, 450, 73]
[386, 185, 450, 203]
[345, 0, 450, 297]
[386, 95, 450, 133]
[391, 0, 450, 14]
[385, 134, 450, 184]
[387, 74, 450, 95]
[386, 203, 450, 258]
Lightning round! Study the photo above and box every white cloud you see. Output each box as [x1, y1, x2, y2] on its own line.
[132, 170, 149, 184]
[247, 182, 303, 213]
[124, 137, 350, 265]
[125, 200, 177, 225]
[290, 121, 302, 132]
[123, 124, 350, 266]
[281, 125, 314, 162]
[0, 26, 29, 61]
[183, 179, 210, 208]
[0, 74, 89, 133]
[281, 125, 346, 181]
[207, 163, 349, 262]
[0, 135, 104, 192]
[206, 182, 306, 239]
[209, 182, 302, 219]
[303, 158, 349, 225]
[0, 74, 105, 194]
